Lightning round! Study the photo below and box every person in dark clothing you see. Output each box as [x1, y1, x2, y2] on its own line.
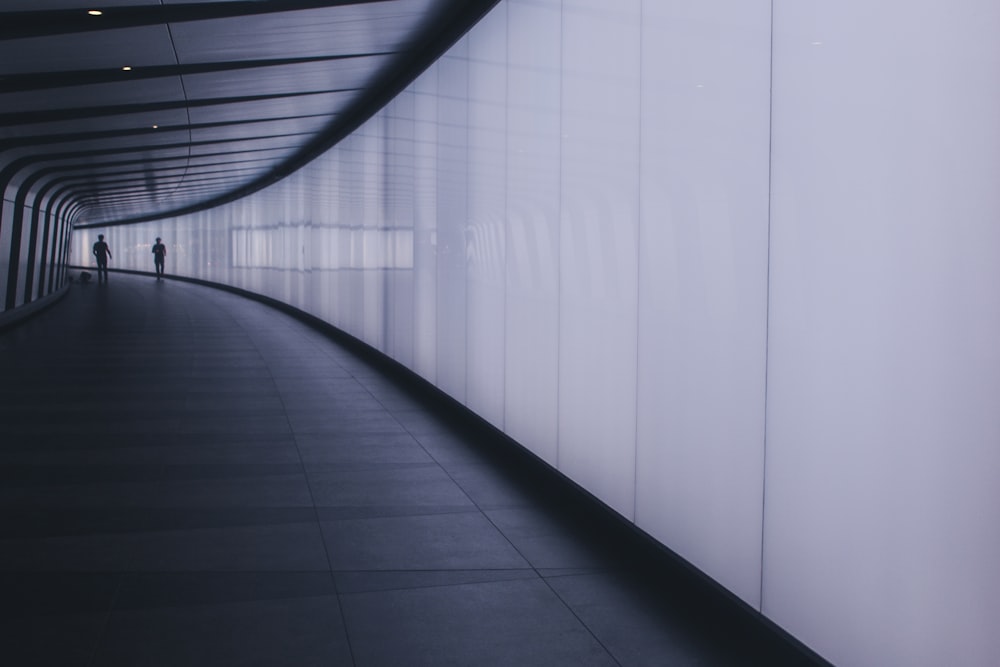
[92, 234, 112, 283]
[152, 237, 167, 279]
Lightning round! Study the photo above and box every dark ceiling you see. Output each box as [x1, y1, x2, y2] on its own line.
[0, 0, 498, 229]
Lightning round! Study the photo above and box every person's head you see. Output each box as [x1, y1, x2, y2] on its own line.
[156, 237, 161, 243]
[98, 234, 104, 240]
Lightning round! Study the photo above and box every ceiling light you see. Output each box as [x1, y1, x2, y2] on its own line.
[122, 66, 132, 71]
[88, 10, 103, 16]
[152, 125, 158, 129]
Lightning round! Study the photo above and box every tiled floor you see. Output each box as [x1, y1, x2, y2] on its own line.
[0, 274, 826, 666]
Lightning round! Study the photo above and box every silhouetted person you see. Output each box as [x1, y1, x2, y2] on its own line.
[92, 234, 112, 283]
[152, 237, 167, 279]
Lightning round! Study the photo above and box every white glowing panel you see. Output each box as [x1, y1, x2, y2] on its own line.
[764, 1, 1000, 665]
[434, 43, 470, 402]
[557, 0, 640, 519]
[503, 0, 562, 466]
[464, 5, 507, 429]
[384, 89, 417, 369]
[634, 0, 771, 608]
[411, 69, 439, 383]
[359, 119, 386, 351]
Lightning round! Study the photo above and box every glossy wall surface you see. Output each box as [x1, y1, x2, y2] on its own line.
[69, 1, 1000, 665]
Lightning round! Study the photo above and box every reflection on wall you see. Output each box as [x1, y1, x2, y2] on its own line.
[71, 1, 1000, 665]
[230, 225, 414, 271]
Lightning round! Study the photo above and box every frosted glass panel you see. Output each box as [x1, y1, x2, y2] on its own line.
[764, 1, 1000, 665]
[503, 0, 561, 465]
[384, 89, 417, 368]
[635, 0, 771, 608]
[411, 71, 439, 382]
[557, 0, 640, 519]
[434, 45, 468, 401]
[464, 5, 507, 429]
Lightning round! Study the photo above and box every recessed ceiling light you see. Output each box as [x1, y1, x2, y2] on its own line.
[88, 10, 103, 16]
[152, 125, 158, 129]
[122, 66, 132, 71]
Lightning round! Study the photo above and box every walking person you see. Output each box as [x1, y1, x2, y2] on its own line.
[152, 237, 167, 279]
[92, 234, 112, 283]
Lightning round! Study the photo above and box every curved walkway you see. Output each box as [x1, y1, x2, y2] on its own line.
[0, 273, 821, 666]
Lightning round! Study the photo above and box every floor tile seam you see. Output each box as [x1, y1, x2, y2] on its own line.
[314, 505, 479, 516]
[332, 570, 541, 597]
[0, 506, 318, 543]
[0, 520, 327, 539]
[531, 568, 619, 580]
[302, 462, 444, 476]
[105, 591, 344, 615]
[0, 473, 315, 490]
[117, 568, 337, 575]
[533, 572, 628, 667]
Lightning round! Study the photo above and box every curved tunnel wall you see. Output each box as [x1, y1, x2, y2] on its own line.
[0, 192, 74, 313]
[60, 1, 1000, 665]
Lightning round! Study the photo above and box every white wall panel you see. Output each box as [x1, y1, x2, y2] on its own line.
[635, 0, 771, 608]
[465, 4, 508, 429]
[434, 42, 470, 402]
[360, 118, 386, 350]
[557, 0, 641, 519]
[765, 1, 1000, 665]
[384, 89, 417, 368]
[503, 0, 561, 466]
[411, 71, 439, 382]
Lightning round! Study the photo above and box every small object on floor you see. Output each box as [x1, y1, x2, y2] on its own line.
[79, 271, 92, 283]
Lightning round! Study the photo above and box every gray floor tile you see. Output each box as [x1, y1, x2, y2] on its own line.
[128, 522, 329, 571]
[333, 568, 537, 594]
[306, 465, 474, 508]
[96, 592, 349, 667]
[321, 511, 530, 571]
[0, 534, 134, 571]
[296, 434, 432, 467]
[484, 507, 618, 570]
[445, 463, 537, 509]
[341, 577, 617, 667]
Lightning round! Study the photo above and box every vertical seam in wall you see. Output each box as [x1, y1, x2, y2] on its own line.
[502, 5, 509, 432]
[632, 0, 644, 523]
[465, 41, 471, 405]
[759, 0, 776, 614]
[555, 0, 564, 470]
